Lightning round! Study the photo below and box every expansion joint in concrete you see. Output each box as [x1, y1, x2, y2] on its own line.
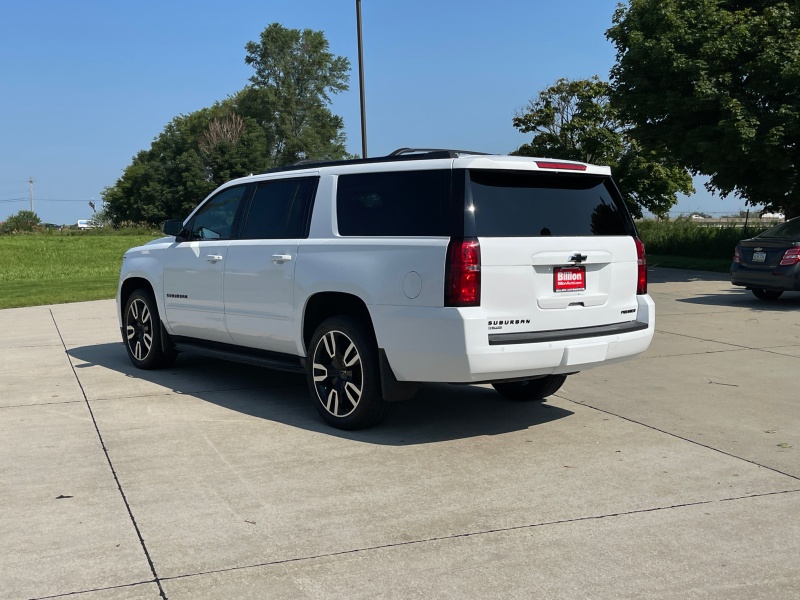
[49, 309, 169, 600]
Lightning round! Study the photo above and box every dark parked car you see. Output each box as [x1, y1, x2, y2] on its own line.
[731, 216, 800, 300]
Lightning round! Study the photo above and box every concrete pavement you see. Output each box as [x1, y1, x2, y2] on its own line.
[1, 268, 798, 599]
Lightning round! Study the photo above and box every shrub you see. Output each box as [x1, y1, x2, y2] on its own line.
[0, 210, 41, 234]
[637, 219, 768, 259]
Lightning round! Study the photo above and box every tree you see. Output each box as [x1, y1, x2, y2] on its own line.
[103, 102, 269, 224]
[89, 203, 113, 228]
[103, 23, 350, 224]
[512, 77, 693, 218]
[243, 23, 350, 165]
[607, 1, 800, 217]
[0, 210, 41, 234]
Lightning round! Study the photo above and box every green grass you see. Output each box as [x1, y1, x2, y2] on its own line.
[0, 233, 161, 309]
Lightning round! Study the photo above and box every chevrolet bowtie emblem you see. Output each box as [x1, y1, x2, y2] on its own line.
[569, 253, 588, 263]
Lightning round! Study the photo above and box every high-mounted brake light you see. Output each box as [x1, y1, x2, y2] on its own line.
[445, 238, 481, 307]
[535, 161, 587, 171]
[635, 237, 647, 295]
[780, 248, 800, 266]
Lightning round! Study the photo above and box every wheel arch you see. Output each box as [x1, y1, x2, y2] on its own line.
[302, 292, 375, 353]
[119, 277, 157, 321]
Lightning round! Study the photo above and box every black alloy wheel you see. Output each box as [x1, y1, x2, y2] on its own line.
[307, 316, 389, 430]
[123, 289, 176, 369]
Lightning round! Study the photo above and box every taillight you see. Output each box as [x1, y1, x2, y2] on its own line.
[445, 238, 481, 306]
[635, 237, 647, 295]
[780, 248, 800, 266]
[733, 247, 740, 264]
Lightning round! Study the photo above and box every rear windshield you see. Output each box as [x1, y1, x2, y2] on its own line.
[757, 217, 800, 238]
[467, 170, 632, 237]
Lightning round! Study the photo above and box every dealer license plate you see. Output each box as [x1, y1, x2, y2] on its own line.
[752, 251, 767, 263]
[554, 266, 586, 292]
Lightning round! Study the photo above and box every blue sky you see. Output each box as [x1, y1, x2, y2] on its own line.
[0, 0, 749, 225]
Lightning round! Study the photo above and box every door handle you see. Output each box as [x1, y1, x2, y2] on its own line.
[272, 254, 293, 264]
[206, 255, 223, 263]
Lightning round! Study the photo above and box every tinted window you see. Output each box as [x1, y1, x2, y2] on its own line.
[189, 185, 247, 240]
[241, 177, 317, 239]
[337, 170, 450, 236]
[758, 216, 800, 238]
[468, 171, 631, 237]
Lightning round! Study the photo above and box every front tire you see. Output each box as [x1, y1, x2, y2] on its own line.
[123, 289, 176, 369]
[307, 316, 389, 430]
[492, 374, 567, 401]
[752, 288, 783, 301]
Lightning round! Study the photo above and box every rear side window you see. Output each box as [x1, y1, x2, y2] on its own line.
[240, 177, 317, 239]
[337, 170, 450, 236]
[758, 217, 800, 238]
[467, 170, 632, 237]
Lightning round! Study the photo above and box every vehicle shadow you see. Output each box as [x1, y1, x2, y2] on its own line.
[648, 266, 730, 284]
[674, 286, 800, 311]
[67, 343, 573, 446]
[647, 267, 800, 310]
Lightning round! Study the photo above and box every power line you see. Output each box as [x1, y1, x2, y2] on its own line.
[38, 198, 96, 202]
[0, 197, 94, 203]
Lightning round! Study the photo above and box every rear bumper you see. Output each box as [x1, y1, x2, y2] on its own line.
[372, 295, 655, 383]
[730, 264, 800, 291]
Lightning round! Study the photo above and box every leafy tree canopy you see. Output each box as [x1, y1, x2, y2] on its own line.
[103, 23, 350, 225]
[512, 77, 694, 218]
[607, 0, 800, 217]
[244, 23, 350, 166]
[1, 210, 41, 234]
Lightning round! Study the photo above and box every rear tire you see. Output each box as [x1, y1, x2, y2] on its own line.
[123, 289, 176, 369]
[307, 316, 390, 430]
[492, 374, 567, 401]
[752, 288, 783, 301]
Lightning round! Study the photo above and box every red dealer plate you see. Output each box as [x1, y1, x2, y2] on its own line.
[554, 266, 585, 292]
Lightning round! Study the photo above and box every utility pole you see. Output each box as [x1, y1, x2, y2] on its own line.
[29, 177, 34, 213]
[356, 0, 368, 158]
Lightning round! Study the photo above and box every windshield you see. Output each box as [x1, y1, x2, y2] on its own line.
[757, 217, 800, 238]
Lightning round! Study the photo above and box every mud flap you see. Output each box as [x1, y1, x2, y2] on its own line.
[379, 349, 420, 402]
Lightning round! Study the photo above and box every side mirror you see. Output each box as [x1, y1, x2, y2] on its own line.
[162, 219, 186, 240]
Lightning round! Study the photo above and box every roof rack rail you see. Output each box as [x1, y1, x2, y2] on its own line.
[260, 147, 491, 175]
[388, 148, 489, 157]
[291, 158, 335, 166]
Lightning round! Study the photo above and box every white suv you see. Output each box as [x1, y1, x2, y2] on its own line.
[117, 149, 654, 429]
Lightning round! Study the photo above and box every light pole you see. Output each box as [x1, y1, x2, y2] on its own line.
[356, 0, 368, 158]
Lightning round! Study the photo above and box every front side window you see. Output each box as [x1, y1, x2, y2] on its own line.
[240, 177, 317, 239]
[336, 170, 451, 236]
[188, 185, 247, 240]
